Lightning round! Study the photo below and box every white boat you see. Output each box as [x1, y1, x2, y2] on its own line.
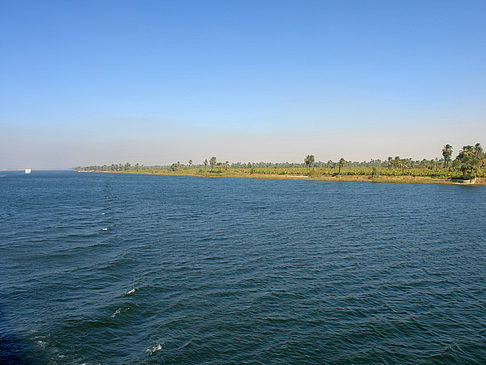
[25, 169, 31, 174]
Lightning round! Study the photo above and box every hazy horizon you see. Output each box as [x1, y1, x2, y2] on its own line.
[1, 1, 485, 169]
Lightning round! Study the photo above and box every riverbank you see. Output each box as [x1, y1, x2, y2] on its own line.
[82, 170, 486, 186]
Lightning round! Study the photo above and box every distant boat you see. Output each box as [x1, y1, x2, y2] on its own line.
[25, 169, 31, 174]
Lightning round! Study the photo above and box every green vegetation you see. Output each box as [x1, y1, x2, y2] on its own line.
[338, 158, 346, 175]
[453, 144, 484, 180]
[304, 155, 315, 169]
[209, 157, 217, 170]
[75, 143, 486, 185]
[442, 144, 452, 168]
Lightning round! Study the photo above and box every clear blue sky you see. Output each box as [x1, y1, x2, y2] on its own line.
[1, 0, 485, 168]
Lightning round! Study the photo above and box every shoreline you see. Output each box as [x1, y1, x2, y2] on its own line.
[82, 170, 486, 186]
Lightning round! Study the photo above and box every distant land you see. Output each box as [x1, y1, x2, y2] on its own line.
[76, 144, 485, 186]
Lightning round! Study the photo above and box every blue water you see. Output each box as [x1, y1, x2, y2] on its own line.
[1, 171, 485, 364]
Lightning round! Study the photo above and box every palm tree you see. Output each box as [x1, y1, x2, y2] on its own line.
[393, 156, 402, 169]
[442, 144, 453, 168]
[473, 143, 485, 167]
[473, 143, 483, 155]
[338, 158, 345, 174]
[188, 160, 193, 167]
[204, 159, 208, 169]
[304, 155, 315, 169]
[209, 157, 217, 170]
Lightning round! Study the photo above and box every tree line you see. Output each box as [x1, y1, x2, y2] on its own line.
[76, 143, 485, 180]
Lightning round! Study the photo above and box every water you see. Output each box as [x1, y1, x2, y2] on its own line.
[1, 171, 485, 364]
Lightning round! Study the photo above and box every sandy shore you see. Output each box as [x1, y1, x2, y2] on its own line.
[87, 170, 486, 186]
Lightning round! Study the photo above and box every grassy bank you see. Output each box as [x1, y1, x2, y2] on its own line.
[81, 168, 486, 186]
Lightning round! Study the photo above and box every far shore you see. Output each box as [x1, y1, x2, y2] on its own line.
[81, 170, 486, 186]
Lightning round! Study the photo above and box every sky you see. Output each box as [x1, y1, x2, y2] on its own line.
[1, 0, 485, 169]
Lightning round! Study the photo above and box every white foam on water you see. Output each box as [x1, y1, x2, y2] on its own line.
[111, 308, 121, 318]
[145, 343, 162, 355]
[102, 228, 108, 231]
[101, 212, 105, 215]
[126, 288, 136, 295]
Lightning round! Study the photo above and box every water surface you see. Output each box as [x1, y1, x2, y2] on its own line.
[1, 171, 485, 363]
